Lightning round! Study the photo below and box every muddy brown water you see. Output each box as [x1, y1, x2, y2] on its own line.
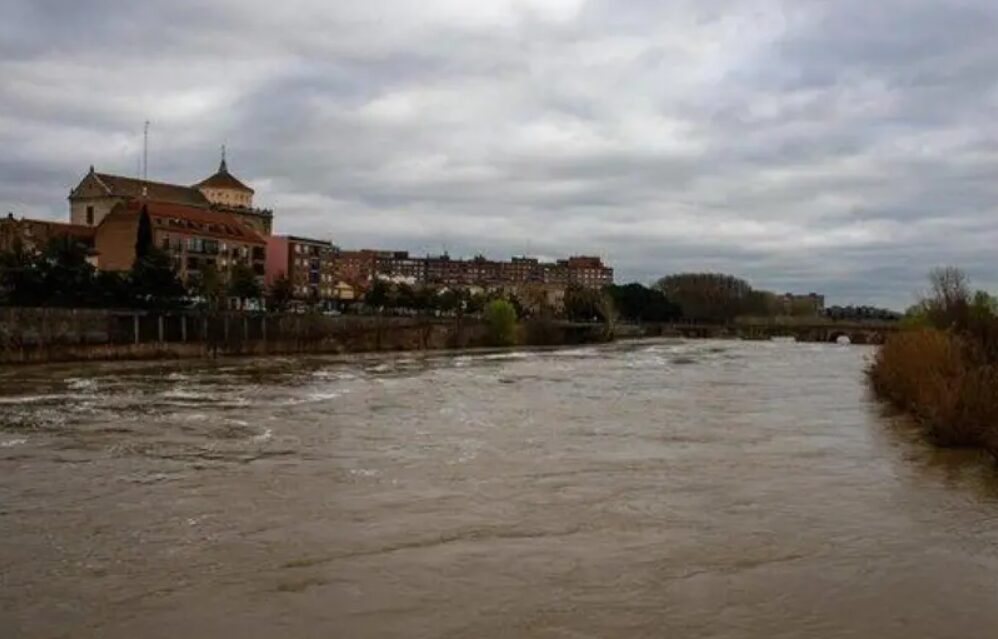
[2, 339, 997, 638]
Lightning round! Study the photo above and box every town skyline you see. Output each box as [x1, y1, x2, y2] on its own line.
[6, 1, 998, 309]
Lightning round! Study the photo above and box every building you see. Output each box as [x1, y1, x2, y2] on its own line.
[376, 251, 426, 283]
[779, 292, 826, 316]
[331, 250, 380, 288]
[195, 156, 274, 235]
[94, 200, 266, 282]
[265, 235, 337, 300]
[333, 250, 614, 292]
[1, 214, 97, 263]
[500, 257, 542, 284]
[68, 155, 273, 235]
[4, 152, 617, 307]
[562, 256, 614, 288]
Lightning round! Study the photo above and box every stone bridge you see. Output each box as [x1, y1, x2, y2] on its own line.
[733, 317, 899, 344]
[632, 318, 899, 345]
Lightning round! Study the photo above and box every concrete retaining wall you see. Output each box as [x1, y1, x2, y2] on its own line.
[0, 308, 493, 364]
[0, 308, 611, 364]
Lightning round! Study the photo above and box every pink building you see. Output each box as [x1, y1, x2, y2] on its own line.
[265, 236, 291, 288]
[265, 235, 336, 300]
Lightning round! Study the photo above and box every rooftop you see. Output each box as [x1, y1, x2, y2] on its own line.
[73, 170, 211, 208]
[112, 200, 266, 245]
[194, 158, 254, 193]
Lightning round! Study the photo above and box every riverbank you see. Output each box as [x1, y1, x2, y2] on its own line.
[0, 307, 612, 365]
[869, 328, 998, 460]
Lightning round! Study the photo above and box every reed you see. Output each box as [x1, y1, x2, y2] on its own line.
[869, 329, 998, 456]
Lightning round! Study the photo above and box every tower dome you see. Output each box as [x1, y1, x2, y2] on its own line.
[195, 147, 254, 208]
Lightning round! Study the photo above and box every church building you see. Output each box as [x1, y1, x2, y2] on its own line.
[68, 152, 273, 236]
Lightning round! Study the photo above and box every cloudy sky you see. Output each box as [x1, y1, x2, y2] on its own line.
[4, 0, 998, 308]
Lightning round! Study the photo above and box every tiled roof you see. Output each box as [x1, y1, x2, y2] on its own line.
[113, 200, 266, 245]
[32, 220, 97, 241]
[194, 163, 254, 193]
[83, 172, 211, 208]
[213, 204, 273, 218]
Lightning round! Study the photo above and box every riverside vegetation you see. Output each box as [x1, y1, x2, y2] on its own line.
[869, 267, 998, 459]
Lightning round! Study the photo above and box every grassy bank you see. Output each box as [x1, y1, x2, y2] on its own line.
[868, 268, 998, 459]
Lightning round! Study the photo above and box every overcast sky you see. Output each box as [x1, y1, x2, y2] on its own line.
[4, 0, 998, 308]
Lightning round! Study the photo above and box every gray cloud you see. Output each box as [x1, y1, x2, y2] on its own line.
[4, 0, 998, 308]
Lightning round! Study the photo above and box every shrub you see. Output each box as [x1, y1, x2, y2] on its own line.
[869, 268, 998, 459]
[484, 299, 518, 346]
[523, 314, 562, 346]
[870, 329, 998, 456]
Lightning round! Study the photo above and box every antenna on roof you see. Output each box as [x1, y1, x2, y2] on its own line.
[143, 120, 150, 180]
[220, 144, 228, 172]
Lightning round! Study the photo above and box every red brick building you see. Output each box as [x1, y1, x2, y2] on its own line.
[95, 200, 266, 281]
[1, 214, 97, 259]
[265, 235, 337, 300]
[332, 250, 613, 291]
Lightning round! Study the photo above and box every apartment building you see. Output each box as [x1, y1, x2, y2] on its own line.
[265, 236, 337, 300]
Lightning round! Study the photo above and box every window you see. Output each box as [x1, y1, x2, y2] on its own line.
[86, 206, 94, 225]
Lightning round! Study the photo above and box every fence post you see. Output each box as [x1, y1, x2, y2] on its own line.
[133, 314, 140, 345]
[224, 315, 230, 342]
[158, 315, 165, 343]
[181, 315, 187, 342]
[261, 315, 267, 343]
[243, 315, 249, 342]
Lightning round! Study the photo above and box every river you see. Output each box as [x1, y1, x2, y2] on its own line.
[1, 339, 997, 638]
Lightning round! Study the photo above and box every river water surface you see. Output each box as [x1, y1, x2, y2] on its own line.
[2, 339, 998, 638]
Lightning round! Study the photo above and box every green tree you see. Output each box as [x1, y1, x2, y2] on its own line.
[899, 303, 930, 329]
[365, 279, 390, 310]
[605, 283, 681, 322]
[410, 285, 434, 313]
[131, 248, 185, 309]
[92, 270, 133, 308]
[465, 291, 487, 315]
[135, 205, 154, 260]
[971, 290, 998, 319]
[41, 236, 96, 307]
[433, 288, 461, 314]
[228, 262, 262, 306]
[484, 298, 518, 346]
[743, 290, 778, 317]
[395, 283, 417, 310]
[189, 261, 226, 310]
[0, 239, 44, 306]
[267, 274, 294, 312]
[563, 285, 614, 323]
[655, 273, 753, 323]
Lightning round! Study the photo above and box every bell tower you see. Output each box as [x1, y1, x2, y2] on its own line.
[194, 147, 255, 208]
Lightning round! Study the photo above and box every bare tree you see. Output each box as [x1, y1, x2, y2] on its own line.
[926, 266, 970, 329]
